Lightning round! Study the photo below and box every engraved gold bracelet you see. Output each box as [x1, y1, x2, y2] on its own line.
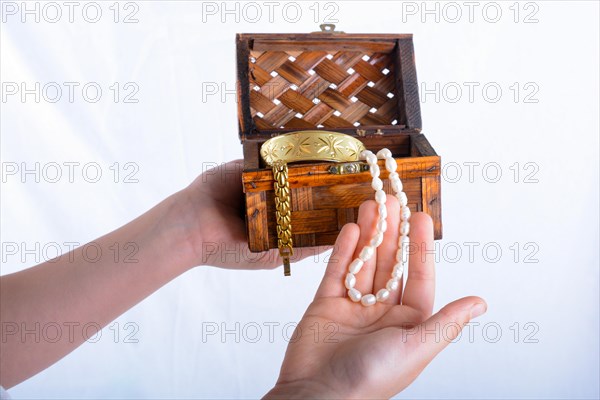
[260, 130, 366, 276]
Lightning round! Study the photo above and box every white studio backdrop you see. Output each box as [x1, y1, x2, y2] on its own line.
[1, 1, 598, 399]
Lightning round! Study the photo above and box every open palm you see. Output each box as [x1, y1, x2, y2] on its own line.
[266, 199, 487, 399]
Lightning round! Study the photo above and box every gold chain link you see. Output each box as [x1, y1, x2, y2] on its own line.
[261, 130, 366, 277]
[272, 160, 293, 276]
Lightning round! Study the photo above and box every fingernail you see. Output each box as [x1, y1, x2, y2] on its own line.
[470, 303, 487, 319]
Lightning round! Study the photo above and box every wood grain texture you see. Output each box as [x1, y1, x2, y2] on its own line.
[337, 207, 357, 229]
[242, 155, 440, 193]
[412, 133, 438, 157]
[241, 33, 413, 40]
[241, 33, 412, 55]
[247, 179, 423, 251]
[242, 140, 260, 170]
[421, 175, 442, 240]
[239, 126, 413, 144]
[245, 191, 270, 251]
[395, 38, 422, 130]
[290, 187, 316, 247]
[252, 40, 398, 53]
[236, 35, 253, 140]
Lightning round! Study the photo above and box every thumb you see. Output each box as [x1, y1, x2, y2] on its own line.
[407, 296, 487, 362]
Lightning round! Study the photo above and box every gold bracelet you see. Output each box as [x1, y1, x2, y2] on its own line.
[261, 130, 366, 276]
[260, 130, 366, 166]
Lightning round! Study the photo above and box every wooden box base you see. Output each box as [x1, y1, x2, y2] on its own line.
[242, 132, 441, 252]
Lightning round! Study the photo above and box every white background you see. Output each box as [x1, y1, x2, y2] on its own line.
[1, 1, 599, 398]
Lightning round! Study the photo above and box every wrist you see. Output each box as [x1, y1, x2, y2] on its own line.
[153, 187, 204, 272]
[264, 379, 338, 399]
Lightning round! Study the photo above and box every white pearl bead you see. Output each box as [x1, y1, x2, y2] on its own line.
[392, 263, 404, 279]
[375, 190, 386, 204]
[369, 164, 380, 178]
[366, 153, 378, 165]
[378, 203, 387, 219]
[376, 219, 387, 233]
[376, 288, 390, 302]
[400, 221, 410, 236]
[348, 258, 364, 274]
[397, 192, 408, 206]
[385, 157, 397, 172]
[359, 246, 375, 262]
[348, 288, 362, 302]
[391, 177, 403, 193]
[377, 148, 392, 159]
[401, 237, 410, 263]
[388, 171, 399, 180]
[361, 294, 376, 306]
[360, 150, 371, 160]
[371, 177, 383, 191]
[345, 273, 356, 289]
[399, 235, 409, 247]
[386, 279, 400, 291]
[369, 232, 384, 247]
[401, 206, 411, 221]
[396, 244, 409, 264]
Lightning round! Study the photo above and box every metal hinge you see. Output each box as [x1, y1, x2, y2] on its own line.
[313, 24, 345, 34]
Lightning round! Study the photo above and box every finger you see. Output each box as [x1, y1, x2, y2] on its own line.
[293, 245, 334, 264]
[258, 245, 335, 271]
[231, 243, 334, 271]
[352, 200, 380, 295]
[401, 212, 436, 320]
[373, 195, 401, 304]
[314, 223, 360, 299]
[404, 297, 487, 367]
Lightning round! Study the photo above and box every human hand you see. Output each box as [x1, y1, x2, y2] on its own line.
[177, 160, 330, 270]
[265, 197, 487, 399]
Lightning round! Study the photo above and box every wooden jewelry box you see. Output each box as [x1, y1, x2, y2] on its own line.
[237, 26, 442, 269]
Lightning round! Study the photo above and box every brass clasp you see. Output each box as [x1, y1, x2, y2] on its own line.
[329, 162, 370, 175]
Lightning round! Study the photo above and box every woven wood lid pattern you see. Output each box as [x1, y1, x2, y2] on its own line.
[248, 50, 400, 131]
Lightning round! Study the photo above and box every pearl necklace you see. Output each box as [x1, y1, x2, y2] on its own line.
[345, 148, 410, 306]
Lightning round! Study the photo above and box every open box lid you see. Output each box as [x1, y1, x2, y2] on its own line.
[236, 25, 422, 142]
